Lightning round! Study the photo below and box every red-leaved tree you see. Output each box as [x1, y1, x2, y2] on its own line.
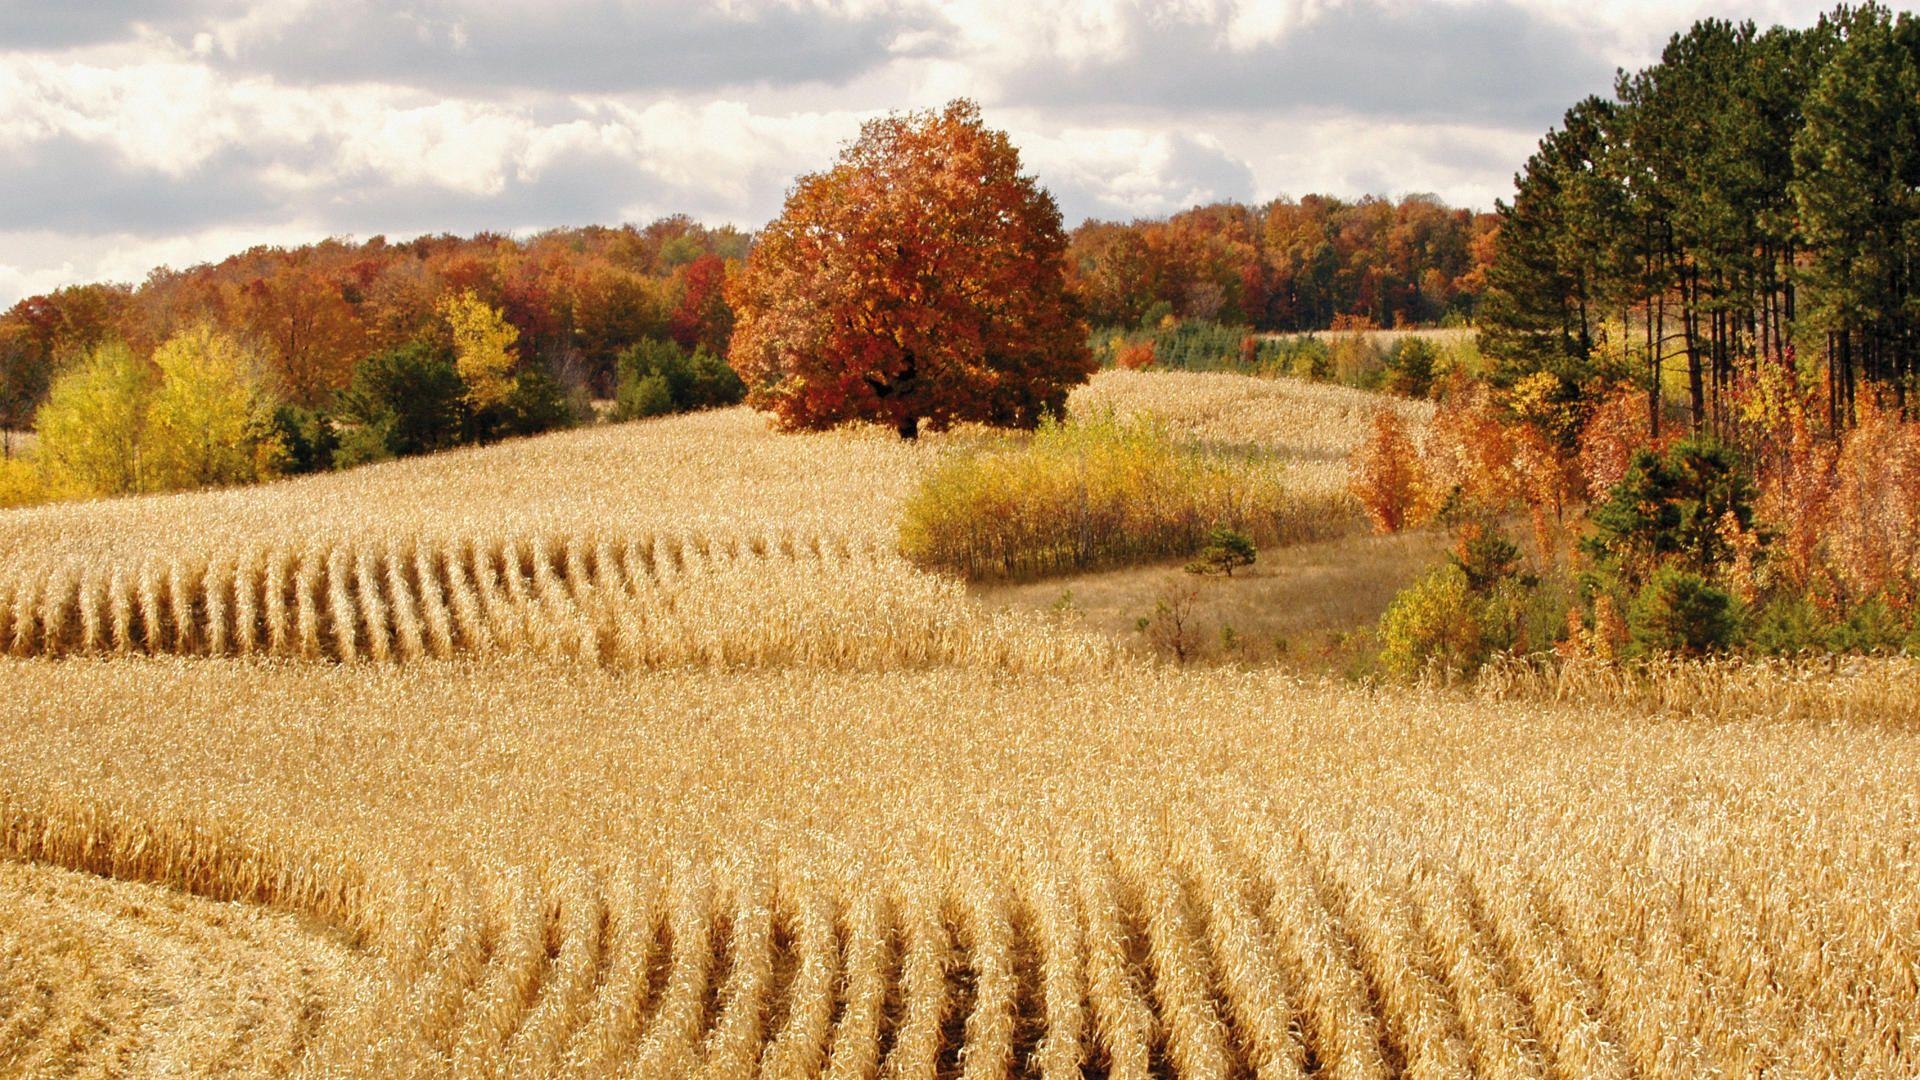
[727, 100, 1094, 439]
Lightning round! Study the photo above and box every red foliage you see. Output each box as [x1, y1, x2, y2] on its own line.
[1350, 408, 1428, 533]
[668, 253, 734, 356]
[1115, 340, 1156, 371]
[1576, 386, 1656, 500]
[1, 223, 749, 413]
[727, 100, 1094, 438]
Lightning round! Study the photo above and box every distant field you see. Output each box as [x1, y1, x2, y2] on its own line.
[3, 368, 1917, 1076]
[1262, 326, 1478, 348]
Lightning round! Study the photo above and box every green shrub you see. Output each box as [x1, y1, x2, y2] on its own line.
[1384, 337, 1438, 397]
[1448, 523, 1522, 594]
[1585, 439, 1756, 585]
[611, 338, 744, 421]
[267, 404, 337, 474]
[484, 363, 579, 438]
[1186, 525, 1257, 577]
[900, 412, 1338, 580]
[337, 343, 467, 459]
[1285, 338, 1333, 381]
[615, 372, 674, 420]
[1628, 566, 1738, 657]
[1378, 565, 1490, 677]
[331, 413, 397, 468]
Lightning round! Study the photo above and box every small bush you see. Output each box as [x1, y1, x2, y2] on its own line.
[484, 364, 579, 438]
[900, 412, 1339, 580]
[0, 456, 48, 508]
[337, 343, 467, 459]
[1115, 340, 1156, 371]
[1448, 521, 1521, 594]
[616, 372, 674, 420]
[1378, 565, 1489, 677]
[267, 405, 338, 475]
[1186, 525, 1256, 577]
[1627, 566, 1738, 657]
[611, 338, 745, 421]
[1136, 580, 1204, 664]
[1586, 439, 1756, 585]
[1383, 337, 1438, 398]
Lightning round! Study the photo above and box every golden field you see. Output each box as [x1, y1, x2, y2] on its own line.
[2, 370, 1917, 1078]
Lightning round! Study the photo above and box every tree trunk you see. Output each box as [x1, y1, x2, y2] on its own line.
[897, 415, 920, 441]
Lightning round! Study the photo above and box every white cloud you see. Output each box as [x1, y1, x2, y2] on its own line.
[0, 0, 1869, 305]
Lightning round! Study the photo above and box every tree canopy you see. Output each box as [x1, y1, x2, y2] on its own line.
[727, 100, 1094, 439]
[1483, 3, 1920, 434]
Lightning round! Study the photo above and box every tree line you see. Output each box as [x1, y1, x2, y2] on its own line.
[1068, 195, 1497, 332]
[0, 217, 745, 445]
[1484, 2, 1920, 435]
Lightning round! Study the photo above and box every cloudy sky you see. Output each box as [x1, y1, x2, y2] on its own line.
[0, 0, 1872, 305]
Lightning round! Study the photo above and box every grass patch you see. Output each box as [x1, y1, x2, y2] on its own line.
[899, 411, 1350, 581]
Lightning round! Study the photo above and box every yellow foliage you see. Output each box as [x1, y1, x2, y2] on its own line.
[0, 455, 50, 509]
[900, 412, 1347, 579]
[439, 289, 519, 409]
[147, 324, 278, 490]
[34, 340, 153, 497]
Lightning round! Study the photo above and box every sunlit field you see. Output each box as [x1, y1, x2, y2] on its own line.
[3, 370, 1918, 1077]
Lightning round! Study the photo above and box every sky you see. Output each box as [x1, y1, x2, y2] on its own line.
[0, 0, 1877, 306]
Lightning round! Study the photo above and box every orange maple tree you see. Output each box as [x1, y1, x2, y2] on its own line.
[727, 100, 1094, 439]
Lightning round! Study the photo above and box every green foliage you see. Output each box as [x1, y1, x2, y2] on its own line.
[1746, 593, 1920, 654]
[337, 343, 467, 460]
[1584, 439, 1755, 584]
[615, 373, 674, 421]
[1627, 566, 1739, 657]
[611, 338, 745, 421]
[1378, 565, 1491, 678]
[480, 363, 579, 440]
[332, 414, 397, 469]
[1186, 525, 1257, 577]
[1383, 337, 1438, 397]
[1448, 524, 1523, 594]
[900, 412, 1339, 580]
[267, 405, 338, 475]
[1282, 337, 1334, 381]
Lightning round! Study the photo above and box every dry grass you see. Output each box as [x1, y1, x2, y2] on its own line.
[0, 858, 374, 1076]
[1, 370, 1915, 1076]
[2, 659, 1918, 1075]
[1070, 368, 1433, 466]
[976, 525, 1453, 665]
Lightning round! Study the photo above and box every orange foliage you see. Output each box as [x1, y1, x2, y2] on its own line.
[1349, 408, 1428, 533]
[727, 100, 1093, 439]
[1751, 391, 1838, 598]
[1420, 378, 1518, 517]
[1115, 340, 1156, 371]
[2, 222, 748, 411]
[1576, 386, 1655, 500]
[1828, 398, 1920, 606]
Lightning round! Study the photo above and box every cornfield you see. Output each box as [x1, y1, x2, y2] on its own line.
[3, 372, 1916, 1077]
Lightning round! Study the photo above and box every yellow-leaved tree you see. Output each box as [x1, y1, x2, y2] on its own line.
[439, 290, 519, 409]
[36, 326, 281, 498]
[146, 324, 280, 490]
[34, 340, 154, 497]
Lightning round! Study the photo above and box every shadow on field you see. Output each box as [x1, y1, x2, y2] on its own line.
[971, 526, 1452, 669]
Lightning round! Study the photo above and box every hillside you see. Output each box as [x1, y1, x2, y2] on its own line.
[2, 369, 1918, 1076]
